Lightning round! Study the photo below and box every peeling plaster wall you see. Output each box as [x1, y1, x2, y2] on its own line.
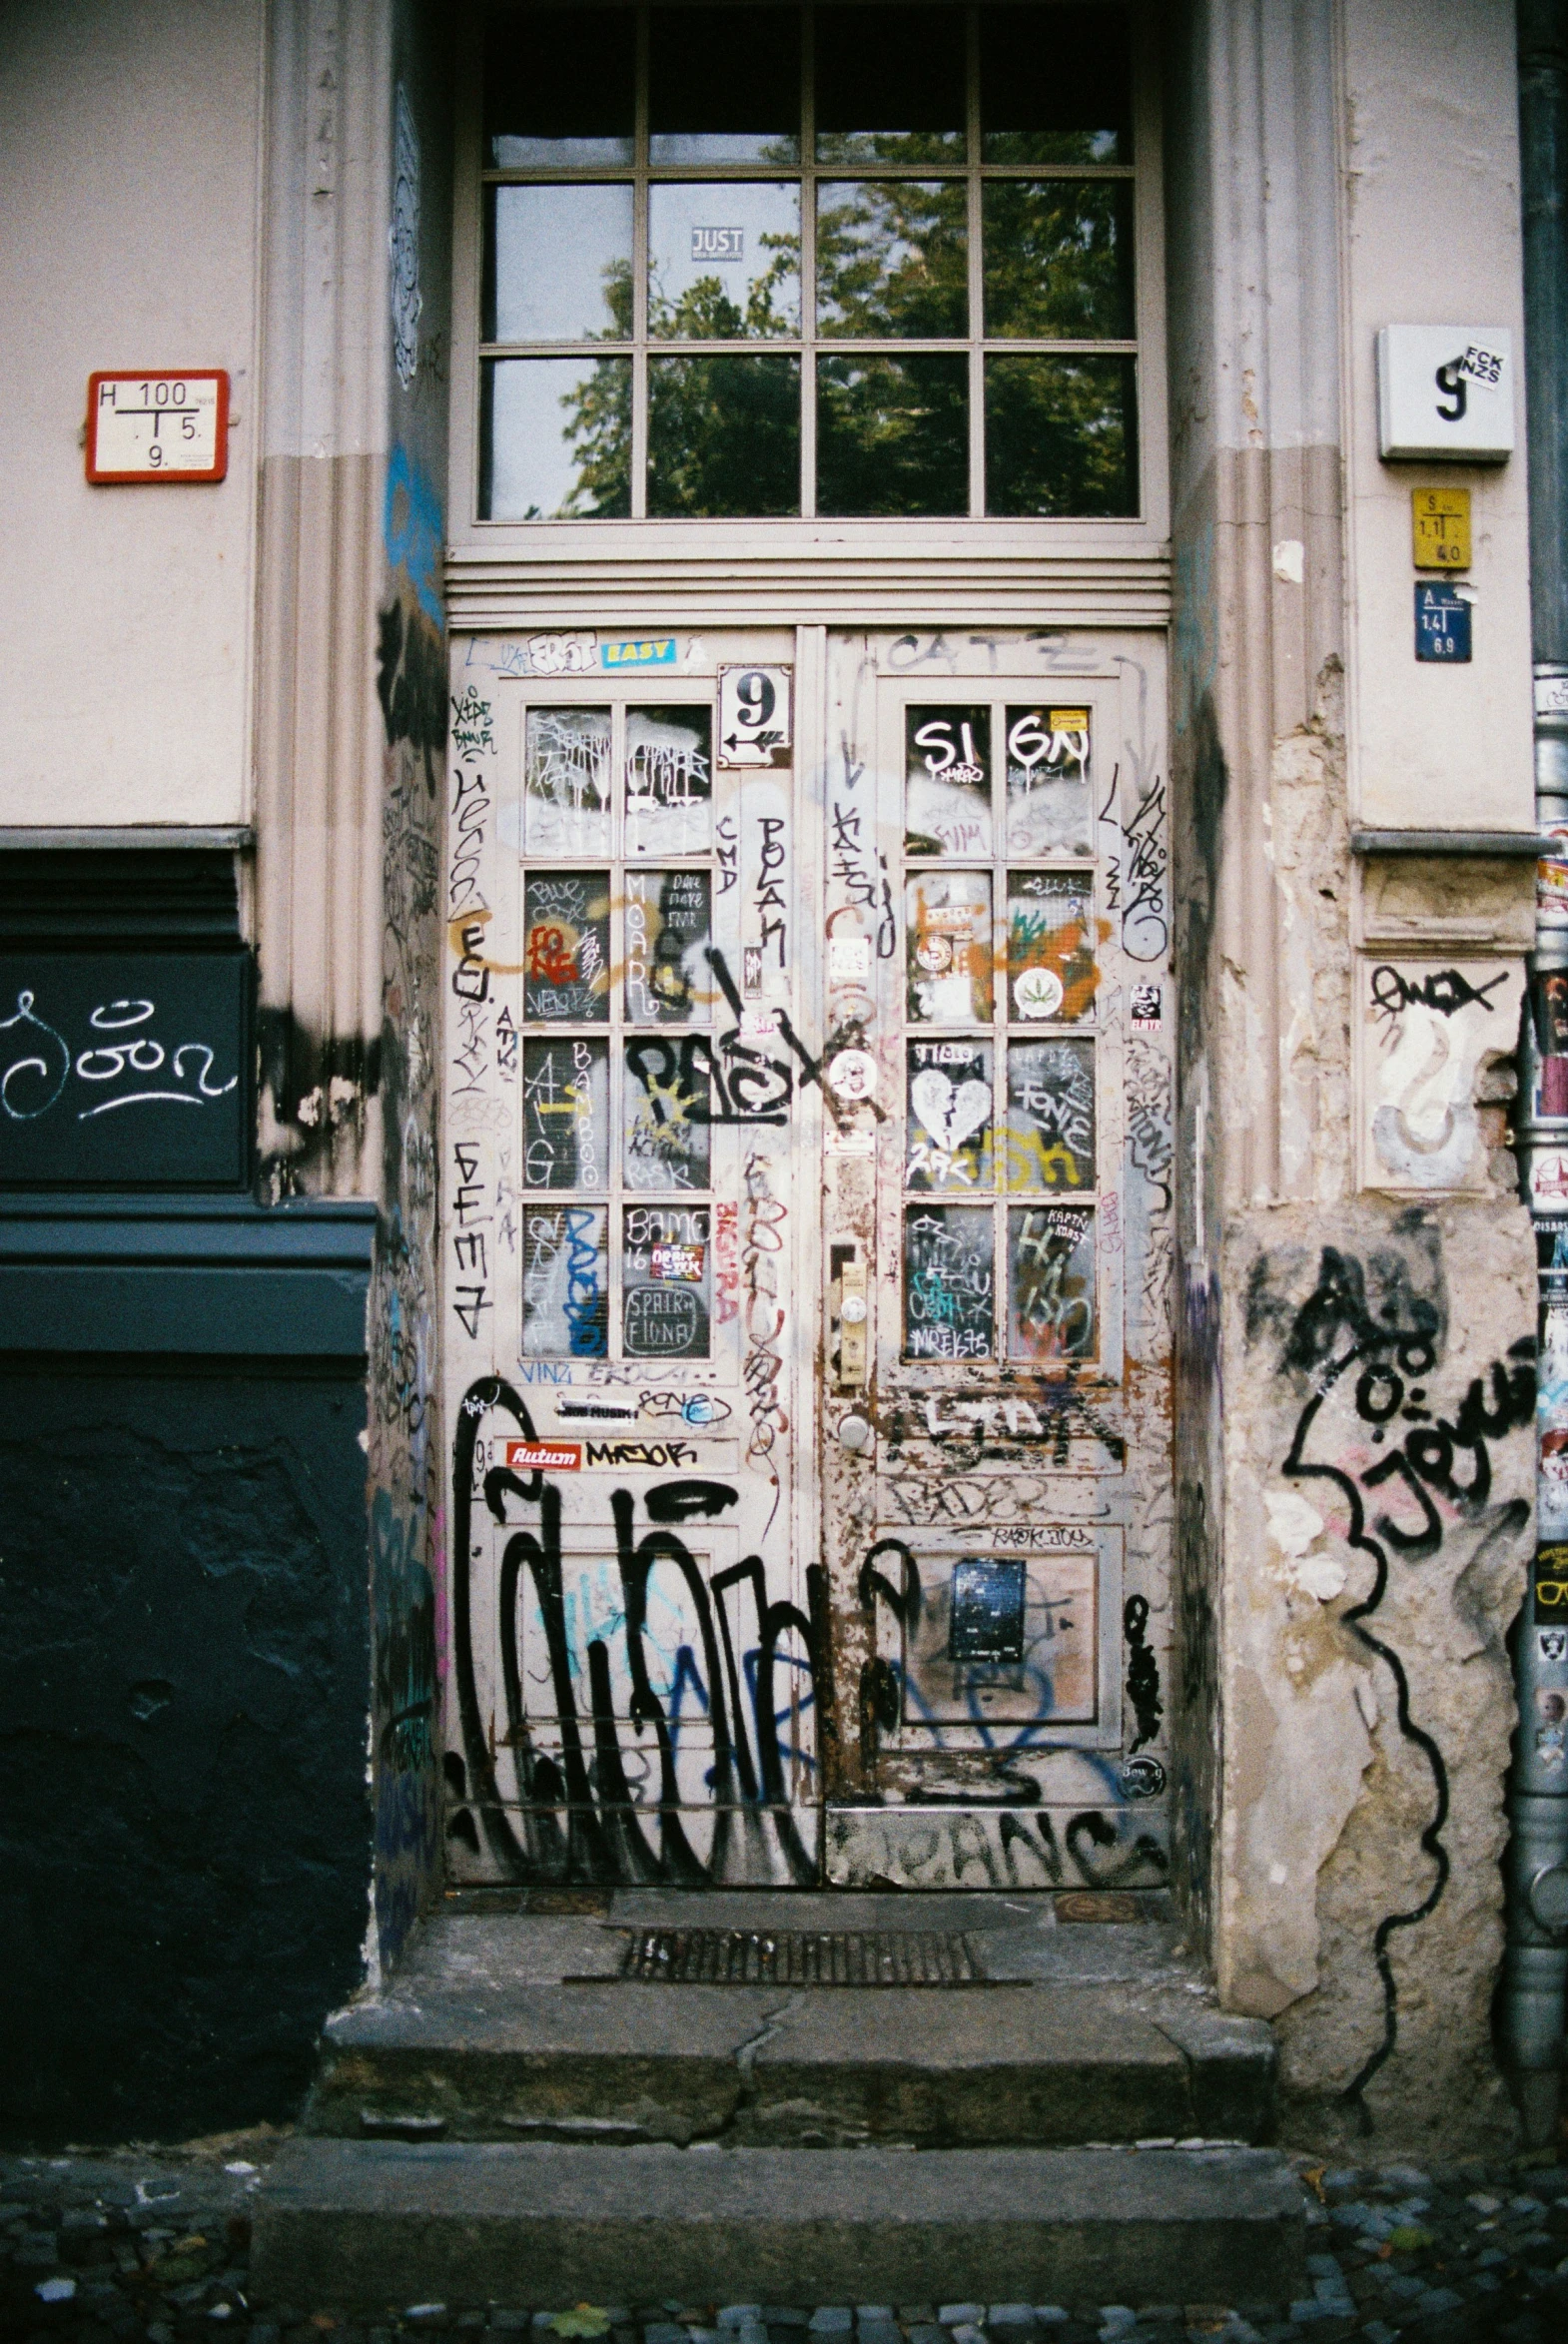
[1167, 0, 1537, 2144]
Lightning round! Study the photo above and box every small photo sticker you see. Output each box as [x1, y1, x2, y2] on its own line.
[1540, 1628, 1568, 1663]
[1131, 982, 1164, 1031]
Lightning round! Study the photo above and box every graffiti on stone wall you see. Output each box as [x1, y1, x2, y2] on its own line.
[368, 435, 447, 1967]
[1361, 959, 1522, 1192]
[1254, 1232, 1533, 2117]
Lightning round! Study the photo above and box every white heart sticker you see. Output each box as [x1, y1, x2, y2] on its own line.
[911, 1070, 991, 1155]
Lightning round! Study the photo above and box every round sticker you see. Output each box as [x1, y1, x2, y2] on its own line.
[915, 934, 954, 974]
[1014, 967, 1065, 1021]
[827, 1049, 879, 1102]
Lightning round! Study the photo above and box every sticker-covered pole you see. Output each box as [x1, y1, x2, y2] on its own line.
[1507, 0, 1568, 2150]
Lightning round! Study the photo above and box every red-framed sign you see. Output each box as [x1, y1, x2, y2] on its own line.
[85, 371, 230, 484]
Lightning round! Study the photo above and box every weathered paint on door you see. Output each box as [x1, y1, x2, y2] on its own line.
[439, 627, 1172, 1890]
[816, 632, 1174, 1893]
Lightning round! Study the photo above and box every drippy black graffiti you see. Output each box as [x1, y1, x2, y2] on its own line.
[1267, 1242, 1533, 2121]
[451, 1376, 828, 1885]
[685, 945, 822, 1126]
[376, 599, 446, 795]
[1123, 1593, 1163, 1753]
[1369, 965, 1510, 1021]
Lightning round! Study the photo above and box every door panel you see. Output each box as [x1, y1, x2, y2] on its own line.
[441, 630, 823, 1886]
[818, 632, 1174, 1894]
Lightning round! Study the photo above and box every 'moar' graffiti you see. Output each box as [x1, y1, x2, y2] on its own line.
[449, 1375, 828, 1883]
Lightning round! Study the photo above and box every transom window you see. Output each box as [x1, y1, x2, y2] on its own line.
[477, 1, 1140, 520]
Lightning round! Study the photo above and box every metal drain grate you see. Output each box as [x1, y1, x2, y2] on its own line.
[619, 1926, 989, 1985]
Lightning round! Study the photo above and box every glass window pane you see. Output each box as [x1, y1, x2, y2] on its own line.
[1008, 1204, 1096, 1362]
[524, 714, 613, 858]
[649, 183, 801, 338]
[816, 4, 967, 162]
[522, 868, 612, 1018]
[1006, 703, 1094, 856]
[817, 182, 967, 338]
[983, 182, 1134, 339]
[650, 5, 801, 163]
[985, 356, 1138, 518]
[523, 1038, 610, 1189]
[623, 1203, 713, 1357]
[1007, 870, 1097, 1025]
[906, 704, 993, 857]
[482, 357, 631, 520]
[522, 1205, 610, 1359]
[980, 3, 1133, 164]
[907, 871, 993, 1024]
[817, 353, 968, 517]
[647, 356, 801, 516]
[1006, 1039, 1096, 1191]
[484, 184, 633, 343]
[625, 868, 715, 1022]
[907, 1040, 994, 1191]
[625, 710, 714, 858]
[624, 1039, 712, 1190]
[904, 1204, 995, 1361]
[485, 8, 635, 167]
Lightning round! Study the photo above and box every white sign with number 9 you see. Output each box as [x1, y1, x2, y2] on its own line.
[717, 664, 793, 767]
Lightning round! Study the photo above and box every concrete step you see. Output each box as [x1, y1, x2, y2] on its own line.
[308, 1907, 1276, 2149]
[250, 2138, 1307, 2317]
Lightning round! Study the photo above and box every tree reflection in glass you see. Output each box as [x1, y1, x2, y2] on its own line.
[817, 178, 968, 339]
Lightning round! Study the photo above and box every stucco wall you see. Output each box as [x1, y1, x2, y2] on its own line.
[0, 0, 264, 829]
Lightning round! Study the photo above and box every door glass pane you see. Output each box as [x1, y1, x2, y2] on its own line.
[522, 1205, 610, 1358]
[817, 354, 968, 517]
[485, 8, 635, 167]
[905, 704, 993, 857]
[649, 6, 802, 163]
[524, 713, 613, 857]
[904, 1204, 996, 1361]
[522, 869, 612, 1019]
[647, 356, 802, 516]
[482, 357, 632, 520]
[1007, 870, 1097, 1024]
[625, 708, 714, 856]
[1008, 1203, 1096, 1361]
[907, 871, 993, 1024]
[623, 1203, 713, 1357]
[523, 1039, 610, 1190]
[1006, 1038, 1096, 1191]
[1005, 704, 1094, 856]
[649, 183, 802, 338]
[980, 3, 1133, 165]
[816, 183, 968, 338]
[983, 182, 1135, 339]
[815, 4, 967, 162]
[623, 1039, 713, 1190]
[484, 185, 634, 343]
[625, 869, 715, 1023]
[985, 356, 1139, 518]
[907, 1040, 994, 1191]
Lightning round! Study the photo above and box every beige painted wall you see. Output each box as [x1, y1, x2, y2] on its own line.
[1341, 0, 1535, 832]
[0, 0, 264, 828]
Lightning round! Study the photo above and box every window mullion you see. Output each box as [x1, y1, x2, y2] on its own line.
[800, 2, 817, 518]
[631, 3, 650, 517]
[967, 3, 984, 517]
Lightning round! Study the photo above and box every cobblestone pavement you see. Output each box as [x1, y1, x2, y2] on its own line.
[3, 2143, 1568, 2344]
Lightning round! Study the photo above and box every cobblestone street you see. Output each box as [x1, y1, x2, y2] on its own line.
[4, 2142, 1568, 2344]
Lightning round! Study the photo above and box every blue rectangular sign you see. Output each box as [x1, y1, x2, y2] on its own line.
[1415, 581, 1472, 663]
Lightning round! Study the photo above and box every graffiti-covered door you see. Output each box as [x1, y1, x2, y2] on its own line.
[817, 632, 1175, 1894]
[441, 624, 1173, 1893]
[442, 630, 825, 1885]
